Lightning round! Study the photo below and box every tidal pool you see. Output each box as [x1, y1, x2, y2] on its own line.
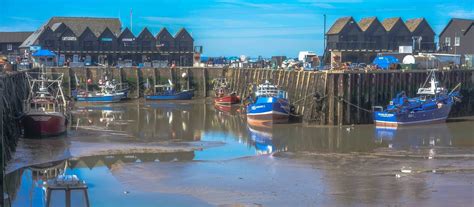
[5, 100, 474, 206]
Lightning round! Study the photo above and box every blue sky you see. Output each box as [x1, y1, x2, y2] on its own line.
[1, 0, 473, 57]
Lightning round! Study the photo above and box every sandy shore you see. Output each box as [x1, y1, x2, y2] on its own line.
[106, 153, 474, 207]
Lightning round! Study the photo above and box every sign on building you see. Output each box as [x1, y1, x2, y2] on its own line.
[62, 36, 77, 41]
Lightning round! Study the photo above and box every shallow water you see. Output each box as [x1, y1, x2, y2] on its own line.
[5, 100, 474, 206]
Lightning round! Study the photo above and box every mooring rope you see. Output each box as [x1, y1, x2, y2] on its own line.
[335, 96, 374, 113]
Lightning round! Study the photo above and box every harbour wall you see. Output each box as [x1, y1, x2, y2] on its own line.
[226, 69, 474, 125]
[1, 71, 28, 206]
[47, 67, 474, 125]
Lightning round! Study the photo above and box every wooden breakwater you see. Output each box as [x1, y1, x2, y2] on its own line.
[1, 71, 28, 206]
[226, 68, 474, 125]
[46, 67, 474, 125]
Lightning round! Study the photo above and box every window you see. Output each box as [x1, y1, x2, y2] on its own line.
[454, 36, 460, 46]
[445, 37, 451, 47]
[7, 44, 12, 51]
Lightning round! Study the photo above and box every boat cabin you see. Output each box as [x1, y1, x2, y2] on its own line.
[417, 73, 447, 96]
[255, 80, 287, 99]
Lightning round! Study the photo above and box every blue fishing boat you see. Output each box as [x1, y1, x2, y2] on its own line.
[74, 78, 128, 103]
[373, 71, 461, 128]
[76, 92, 122, 103]
[75, 85, 123, 103]
[246, 80, 289, 127]
[145, 80, 194, 100]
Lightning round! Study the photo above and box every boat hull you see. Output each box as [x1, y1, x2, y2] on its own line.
[146, 91, 194, 100]
[374, 102, 453, 128]
[76, 94, 122, 103]
[22, 112, 67, 137]
[247, 98, 289, 127]
[215, 95, 240, 105]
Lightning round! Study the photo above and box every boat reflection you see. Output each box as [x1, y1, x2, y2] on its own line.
[247, 125, 274, 155]
[214, 103, 242, 115]
[375, 124, 453, 149]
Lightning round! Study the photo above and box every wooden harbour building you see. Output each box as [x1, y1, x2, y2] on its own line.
[325, 16, 436, 65]
[438, 18, 474, 67]
[20, 17, 195, 66]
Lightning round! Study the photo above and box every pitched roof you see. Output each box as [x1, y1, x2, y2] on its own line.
[465, 22, 474, 35]
[358, 17, 377, 31]
[118, 27, 135, 39]
[405, 18, 424, 32]
[381, 17, 403, 31]
[21, 16, 122, 48]
[439, 18, 474, 36]
[0, 31, 33, 43]
[327, 17, 353, 35]
[137, 27, 154, 39]
[174, 28, 194, 41]
[156, 27, 172, 38]
[46, 17, 122, 37]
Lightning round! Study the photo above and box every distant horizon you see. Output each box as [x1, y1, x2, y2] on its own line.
[2, 0, 473, 57]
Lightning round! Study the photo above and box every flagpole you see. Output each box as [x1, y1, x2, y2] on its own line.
[130, 8, 133, 33]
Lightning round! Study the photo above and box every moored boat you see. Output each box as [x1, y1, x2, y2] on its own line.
[246, 80, 289, 127]
[145, 79, 194, 100]
[215, 93, 240, 105]
[75, 81, 124, 102]
[373, 70, 461, 128]
[75, 90, 123, 103]
[213, 77, 240, 105]
[23, 71, 68, 137]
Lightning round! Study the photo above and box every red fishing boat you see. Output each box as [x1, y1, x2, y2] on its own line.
[213, 77, 240, 105]
[22, 70, 68, 137]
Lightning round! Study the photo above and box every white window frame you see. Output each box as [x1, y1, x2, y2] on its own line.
[445, 37, 451, 47]
[454, 36, 460, 46]
[7, 44, 12, 51]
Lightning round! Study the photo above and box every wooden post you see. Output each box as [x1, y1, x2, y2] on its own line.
[327, 73, 335, 125]
[345, 73, 351, 124]
[203, 68, 207, 97]
[337, 73, 344, 125]
[153, 68, 158, 94]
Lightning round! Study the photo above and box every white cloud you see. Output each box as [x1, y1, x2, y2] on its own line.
[311, 3, 335, 9]
[448, 9, 474, 19]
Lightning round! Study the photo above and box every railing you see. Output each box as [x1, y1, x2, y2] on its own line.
[328, 41, 436, 52]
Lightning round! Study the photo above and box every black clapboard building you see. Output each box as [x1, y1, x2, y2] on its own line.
[325, 16, 436, 64]
[0, 32, 32, 56]
[20, 17, 195, 66]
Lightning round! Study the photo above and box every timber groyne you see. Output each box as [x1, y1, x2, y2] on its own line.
[1, 71, 28, 205]
[46, 67, 474, 126]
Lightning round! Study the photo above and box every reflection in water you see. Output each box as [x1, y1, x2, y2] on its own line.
[247, 125, 274, 155]
[5, 152, 195, 207]
[375, 124, 453, 150]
